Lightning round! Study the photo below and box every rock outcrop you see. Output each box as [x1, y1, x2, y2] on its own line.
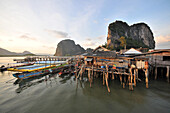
[107, 20, 155, 50]
[54, 39, 85, 56]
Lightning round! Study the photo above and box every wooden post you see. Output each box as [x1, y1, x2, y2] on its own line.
[123, 75, 126, 88]
[129, 68, 133, 91]
[103, 71, 105, 85]
[94, 71, 97, 78]
[112, 71, 114, 80]
[123, 82, 125, 88]
[136, 69, 138, 81]
[92, 65, 94, 77]
[88, 69, 92, 87]
[166, 66, 169, 83]
[75, 64, 77, 79]
[120, 74, 122, 85]
[134, 69, 136, 87]
[145, 69, 149, 88]
[105, 73, 110, 93]
[155, 67, 157, 80]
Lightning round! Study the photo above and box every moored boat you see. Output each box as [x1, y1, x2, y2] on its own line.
[0, 65, 7, 72]
[8, 64, 55, 72]
[13, 71, 44, 79]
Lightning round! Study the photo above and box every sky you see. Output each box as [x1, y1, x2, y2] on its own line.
[0, 0, 170, 54]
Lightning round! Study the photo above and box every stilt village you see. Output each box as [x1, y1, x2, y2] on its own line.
[1, 46, 170, 93]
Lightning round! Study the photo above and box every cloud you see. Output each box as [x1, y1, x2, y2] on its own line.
[96, 35, 105, 40]
[19, 34, 36, 40]
[42, 45, 55, 49]
[86, 38, 91, 41]
[46, 29, 68, 38]
[83, 41, 96, 46]
[155, 35, 170, 44]
[104, 18, 109, 21]
[155, 35, 170, 49]
[83, 35, 106, 48]
[156, 41, 170, 49]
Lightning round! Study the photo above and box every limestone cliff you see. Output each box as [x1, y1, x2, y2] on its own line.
[107, 20, 155, 50]
[54, 39, 85, 56]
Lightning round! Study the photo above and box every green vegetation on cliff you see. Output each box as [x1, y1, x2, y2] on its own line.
[105, 36, 149, 51]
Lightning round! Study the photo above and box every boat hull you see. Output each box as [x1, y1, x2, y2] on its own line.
[13, 71, 44, 79]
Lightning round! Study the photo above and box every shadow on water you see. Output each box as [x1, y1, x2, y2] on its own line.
[13, 72, 75, 94]
[59, 73, 74, 84]
[13, 73, 58, 93]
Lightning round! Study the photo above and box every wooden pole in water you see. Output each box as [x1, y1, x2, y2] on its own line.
[136, 69, 138, 81]
[105, 64, 110, 92]
[123, 75, 126, 88]
[155, 67, 157, 80]
[134, 69, 136, 87]
[103, 71, 105, 85]
[145, 69, 149, 88]
[129, 68, 133, 91]
[112, 71, 114, 80]
[88, 69, 92, 87]
[92, 65, 94, 82]
[105, 73, 110, 93]
[166, 66, 169, 83]
[120, 74, 122, 85]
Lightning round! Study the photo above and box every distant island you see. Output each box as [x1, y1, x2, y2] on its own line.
[0, 47, 35, 57]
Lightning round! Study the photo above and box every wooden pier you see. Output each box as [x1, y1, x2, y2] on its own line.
[74, 46, 150, 92]
[14, 56, 78, 63]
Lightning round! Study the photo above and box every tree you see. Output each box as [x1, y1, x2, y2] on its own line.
[119, 36, 126, 48]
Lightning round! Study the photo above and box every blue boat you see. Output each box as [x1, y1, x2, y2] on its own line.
[13, 71, 44, 79]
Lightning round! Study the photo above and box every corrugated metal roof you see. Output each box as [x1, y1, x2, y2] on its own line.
[124, 48, 142, 54]
[85, 58, 93, 61]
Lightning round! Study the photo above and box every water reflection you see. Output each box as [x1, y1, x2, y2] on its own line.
[59, 73, 74, 84]
[13, 72, 75, 93]
[13, 74, 58, 93]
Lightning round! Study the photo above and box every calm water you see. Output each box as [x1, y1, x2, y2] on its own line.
[0, 57, 170, 113]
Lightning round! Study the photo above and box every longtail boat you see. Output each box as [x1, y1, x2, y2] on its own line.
[13, 71, 45, 79]
[1, 63, 34, 72]
[8, 64, 55, 72]
[0, 65, 7, 72]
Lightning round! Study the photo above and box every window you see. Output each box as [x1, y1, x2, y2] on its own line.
[163, 56, 170, 61]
